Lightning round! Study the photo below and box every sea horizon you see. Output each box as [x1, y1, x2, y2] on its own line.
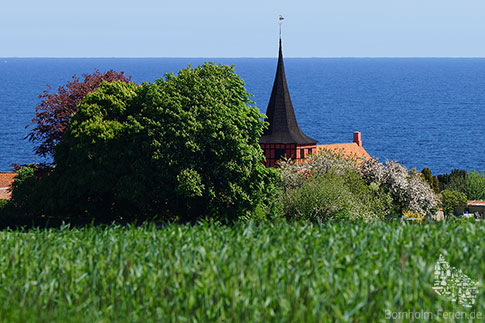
[4, 56, 485, 59]
[1, 57, 485, 174]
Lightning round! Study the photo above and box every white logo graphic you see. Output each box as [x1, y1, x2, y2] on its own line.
[432, 254, 478, 308]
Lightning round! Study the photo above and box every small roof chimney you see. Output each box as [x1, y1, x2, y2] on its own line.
[353, 131, 362, 147]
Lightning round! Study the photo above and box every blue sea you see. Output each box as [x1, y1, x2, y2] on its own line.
[1, 58, 485, 174]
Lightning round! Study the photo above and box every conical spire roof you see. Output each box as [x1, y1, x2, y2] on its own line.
[259, 39, 317, 145]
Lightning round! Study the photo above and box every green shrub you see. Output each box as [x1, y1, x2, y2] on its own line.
[280, 170, 389, 222]
[9, 165, 34, 209]
[281, 172, 354, 222]
[465, 170, 485, 200]
[441, 189, 467, 216]
[341, 169, 394, 218]
[3, 165, 57, 227]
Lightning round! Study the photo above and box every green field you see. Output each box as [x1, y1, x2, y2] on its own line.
[0, 221, 484, 322]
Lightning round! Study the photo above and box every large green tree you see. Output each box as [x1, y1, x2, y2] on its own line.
[466, 170, 485, 200]
[39, 63, 277, 222]
[437, 169, 466, 193]
[441, 190, 467, 216]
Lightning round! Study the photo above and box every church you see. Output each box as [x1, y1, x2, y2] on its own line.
[259, 36, 370, 167]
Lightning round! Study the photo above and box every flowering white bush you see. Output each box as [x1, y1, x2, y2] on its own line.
[279, 149, 356, 190]
[359, 158, 441, 217]
[278, 151, 441, 220]
[278, 151, 392, 221]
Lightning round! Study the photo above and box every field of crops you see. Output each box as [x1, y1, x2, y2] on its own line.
[0, 221, 484, 322]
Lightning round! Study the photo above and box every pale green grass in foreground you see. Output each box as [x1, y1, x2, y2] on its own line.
[0, 221, 484, 322]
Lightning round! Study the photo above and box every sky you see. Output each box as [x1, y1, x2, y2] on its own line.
[1, 0, 485, 57]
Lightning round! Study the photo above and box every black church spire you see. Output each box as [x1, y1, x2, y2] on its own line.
[259, 39, 317, 145]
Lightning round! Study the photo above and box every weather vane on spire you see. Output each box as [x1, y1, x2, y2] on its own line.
[279, 15, 284, 38]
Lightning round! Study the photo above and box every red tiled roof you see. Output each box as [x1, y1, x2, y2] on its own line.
[317, 143, 371, 160]
[468, 200, 485, 207]
[0, 172, 16, 200]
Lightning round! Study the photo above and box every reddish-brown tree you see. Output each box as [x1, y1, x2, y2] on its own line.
[28, 70, 132, 158]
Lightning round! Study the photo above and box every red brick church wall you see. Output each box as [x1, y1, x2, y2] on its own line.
[261, 144, 317, 167]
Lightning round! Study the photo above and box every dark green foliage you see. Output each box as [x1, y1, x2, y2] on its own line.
[466, 170, 485, 200]
[15, 64, 278, 223]
[6, 165, 39, 216]
[49, 81, 141, 220]
[1, 222, 485, 322]
[432, 176, 440, 194]
[441, 189, 467, 216]
[421, 167, 440, 193]
[1, 165, 56, 226]
[9, 165, 41, 211]
[438, 169, 485, 200]
[421, 167, 432, 181]
[437, 169, 466, 193]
